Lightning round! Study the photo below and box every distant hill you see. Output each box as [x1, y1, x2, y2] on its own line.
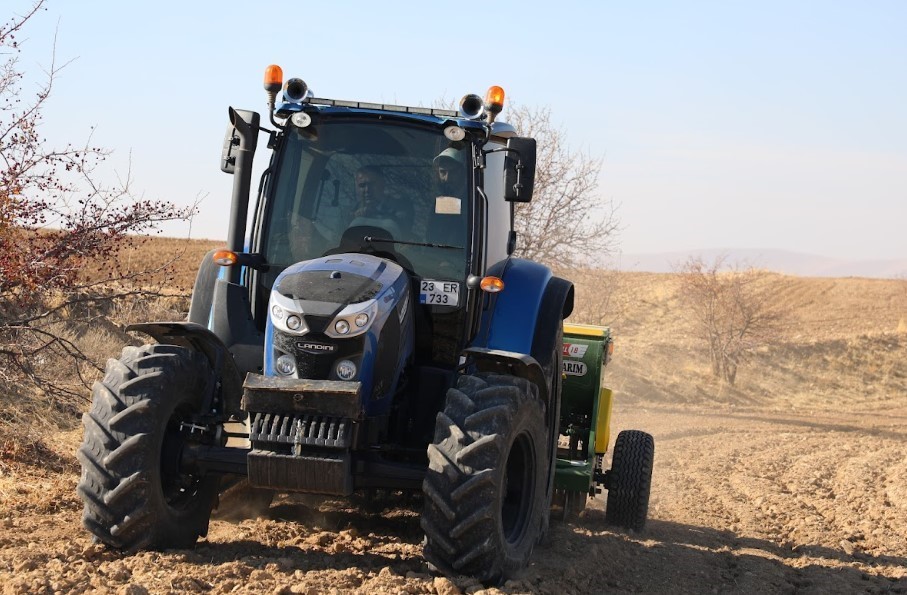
[615, 248, 907, 279]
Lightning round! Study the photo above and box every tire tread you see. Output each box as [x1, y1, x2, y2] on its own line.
[422, 373, 547, 583]
[77, 344, 218, 551]
[605, 429, 655, 531]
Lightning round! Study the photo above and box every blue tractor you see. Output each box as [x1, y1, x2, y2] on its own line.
[77, 66, 652, 583]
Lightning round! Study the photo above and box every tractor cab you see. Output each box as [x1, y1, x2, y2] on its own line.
[259, 119, 472, 281]
[216, 67, 535, 380]
[254, 116, 476, 371]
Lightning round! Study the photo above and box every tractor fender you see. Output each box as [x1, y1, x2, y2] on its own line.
[187, 249, 223, 328]
[531, 276, 574, 374]
[125, 322, 244, 416]
[469, 258, 573, 401]
[461, 347, 548, 404]
[474, 258, 551, 354]
[474, 259, 574, 366]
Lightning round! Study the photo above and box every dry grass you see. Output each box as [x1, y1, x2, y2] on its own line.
[568, 269, 907, 411]
[81, 235, 223, 292]
[4, 236, 906, 436]
[0, 235, 212, 435]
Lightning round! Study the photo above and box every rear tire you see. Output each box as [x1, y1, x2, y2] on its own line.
[605, 430, 654, 531]
[77, 344, 220, 550]
[421, 373, 547, 584]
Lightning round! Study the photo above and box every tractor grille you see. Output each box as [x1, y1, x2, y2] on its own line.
[249, 413, 352, 450]
[272, 330, 363, 380]
[294, 348, 334, 380]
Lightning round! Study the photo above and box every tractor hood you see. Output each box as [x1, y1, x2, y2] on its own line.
[264, 253, 414, 416]
[273, 253, 404, 322]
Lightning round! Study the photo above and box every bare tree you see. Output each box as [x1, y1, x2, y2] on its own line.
[0, 1, 194, 416]
[506, 104, 619, 268]
[566, 267, 641, 328]
[427, 99, 619, 268]
[676, 255, 785, 385]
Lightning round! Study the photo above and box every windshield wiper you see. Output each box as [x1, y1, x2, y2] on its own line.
[363, 235, 462, 250]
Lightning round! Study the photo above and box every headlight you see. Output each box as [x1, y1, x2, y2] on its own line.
[275, 354, 297, 376]
[326, 299, 379, 338]
[269, 290, 308, 335]
[335, 359, 357, 380]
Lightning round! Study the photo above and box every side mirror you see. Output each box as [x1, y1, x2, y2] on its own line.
[220, 125, 240, 174]
[503, 136, 536, 202]
[221, 108, 260, 174]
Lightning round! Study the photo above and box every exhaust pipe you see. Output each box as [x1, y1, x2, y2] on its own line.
[225, 107, 260, 274]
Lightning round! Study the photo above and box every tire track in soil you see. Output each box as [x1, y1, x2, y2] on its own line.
[2, 403, 906, 594]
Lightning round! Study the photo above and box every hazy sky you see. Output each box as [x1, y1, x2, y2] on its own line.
[14, 1, 907, 261]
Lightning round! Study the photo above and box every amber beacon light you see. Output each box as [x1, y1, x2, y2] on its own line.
[485, 86, 505, 114]
[484, 85, 505, 125]
[264, 64, 283, 93]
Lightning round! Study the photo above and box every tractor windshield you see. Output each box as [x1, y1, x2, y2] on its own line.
[262, 119, 471, 282]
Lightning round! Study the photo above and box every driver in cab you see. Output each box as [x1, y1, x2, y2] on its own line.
[350, 166, 412, 237]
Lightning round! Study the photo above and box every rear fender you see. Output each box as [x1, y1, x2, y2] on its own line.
[474, 258, 551, 355]
[187, 249, 223, 327]
[470, 258, 574, 398]
[126, 322, 244, 416]
[461, 347, 548, 404]
[531, 276, 574, 378]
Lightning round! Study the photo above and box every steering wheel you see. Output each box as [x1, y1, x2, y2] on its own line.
[322, 225, 415, 273]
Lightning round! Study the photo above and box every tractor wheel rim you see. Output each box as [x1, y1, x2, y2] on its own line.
[501, 431, 535, 544]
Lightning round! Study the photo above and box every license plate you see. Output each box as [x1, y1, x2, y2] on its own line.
[419, 280, 459, 306]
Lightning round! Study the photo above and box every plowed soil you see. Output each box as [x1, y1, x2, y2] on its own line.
[2, 394, 905, 594]
[2, 271, 906, 594]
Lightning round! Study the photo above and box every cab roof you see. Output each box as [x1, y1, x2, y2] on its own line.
[276, 99, 517, 137]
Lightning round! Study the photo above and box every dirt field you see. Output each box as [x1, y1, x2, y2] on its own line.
[1, 261, 906, 594]
[2, 399, 904, 593]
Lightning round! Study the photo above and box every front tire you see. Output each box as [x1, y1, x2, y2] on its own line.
[421, 373, 547, 583]
[77, 344, 220, 550]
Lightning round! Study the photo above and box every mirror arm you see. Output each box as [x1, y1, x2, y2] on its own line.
[267, 98, 286, 130]
[507, 202, 517, 256]
[482, 146, 519, 156]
